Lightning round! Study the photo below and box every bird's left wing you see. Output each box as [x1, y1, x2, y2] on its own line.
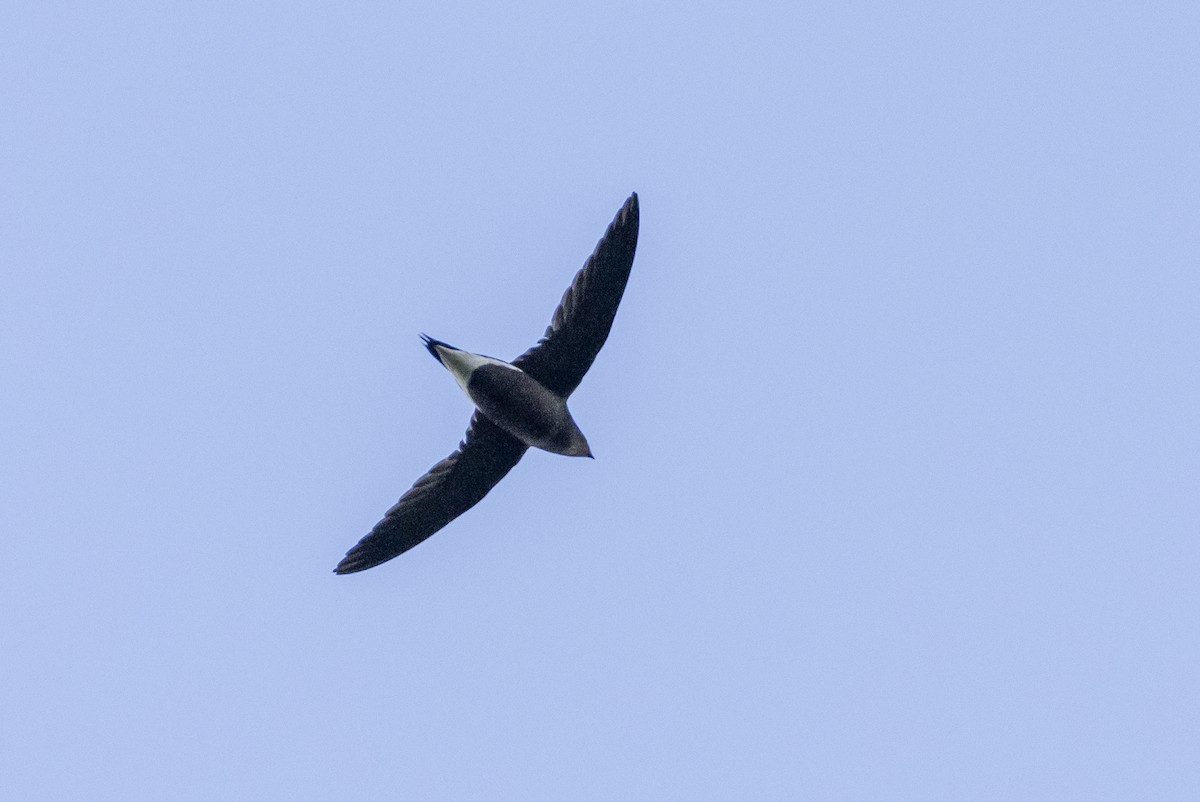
[334, 411, 528, 574]
[511, 193, 639, 397]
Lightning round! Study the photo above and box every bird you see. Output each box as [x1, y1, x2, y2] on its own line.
[334, 193, 639, 574]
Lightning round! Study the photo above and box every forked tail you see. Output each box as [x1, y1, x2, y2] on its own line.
[420, 333, 459, 365]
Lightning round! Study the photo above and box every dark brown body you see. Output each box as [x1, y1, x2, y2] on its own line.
[467, 363, 591, 457]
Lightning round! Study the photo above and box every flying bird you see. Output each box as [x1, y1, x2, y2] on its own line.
[334, 193, 640, 574]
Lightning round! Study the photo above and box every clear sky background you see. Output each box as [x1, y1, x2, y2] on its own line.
[2, 2, 1197, 799]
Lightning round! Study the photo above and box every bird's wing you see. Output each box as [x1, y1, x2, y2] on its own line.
[334, 411, 528, 574]
[511, 193, 639, 398]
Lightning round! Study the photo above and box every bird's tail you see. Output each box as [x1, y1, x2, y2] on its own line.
[419, 333, 458, 365]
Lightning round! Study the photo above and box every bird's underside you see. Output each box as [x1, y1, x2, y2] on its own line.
[334, 193, 639, 574]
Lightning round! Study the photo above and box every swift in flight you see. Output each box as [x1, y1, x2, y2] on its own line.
[335, 193, 640, 574]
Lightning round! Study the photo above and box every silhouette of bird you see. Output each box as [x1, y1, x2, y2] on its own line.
[335, 193, 639, 574]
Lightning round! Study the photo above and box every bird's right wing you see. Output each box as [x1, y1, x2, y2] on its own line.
[334, 411, 528, 574]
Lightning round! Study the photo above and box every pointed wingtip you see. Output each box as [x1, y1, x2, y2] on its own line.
[618, 192, 639, 231]
[333, 555, 368, 575]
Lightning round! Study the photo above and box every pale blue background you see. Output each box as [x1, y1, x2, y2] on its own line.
[2, 2, 1198, 799]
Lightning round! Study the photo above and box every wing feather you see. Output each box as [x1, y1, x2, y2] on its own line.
[334, 412, 528, 574]
[511, 193, 639, 397]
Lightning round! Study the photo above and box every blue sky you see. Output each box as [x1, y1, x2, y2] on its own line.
[2, 2, 1197, 799]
